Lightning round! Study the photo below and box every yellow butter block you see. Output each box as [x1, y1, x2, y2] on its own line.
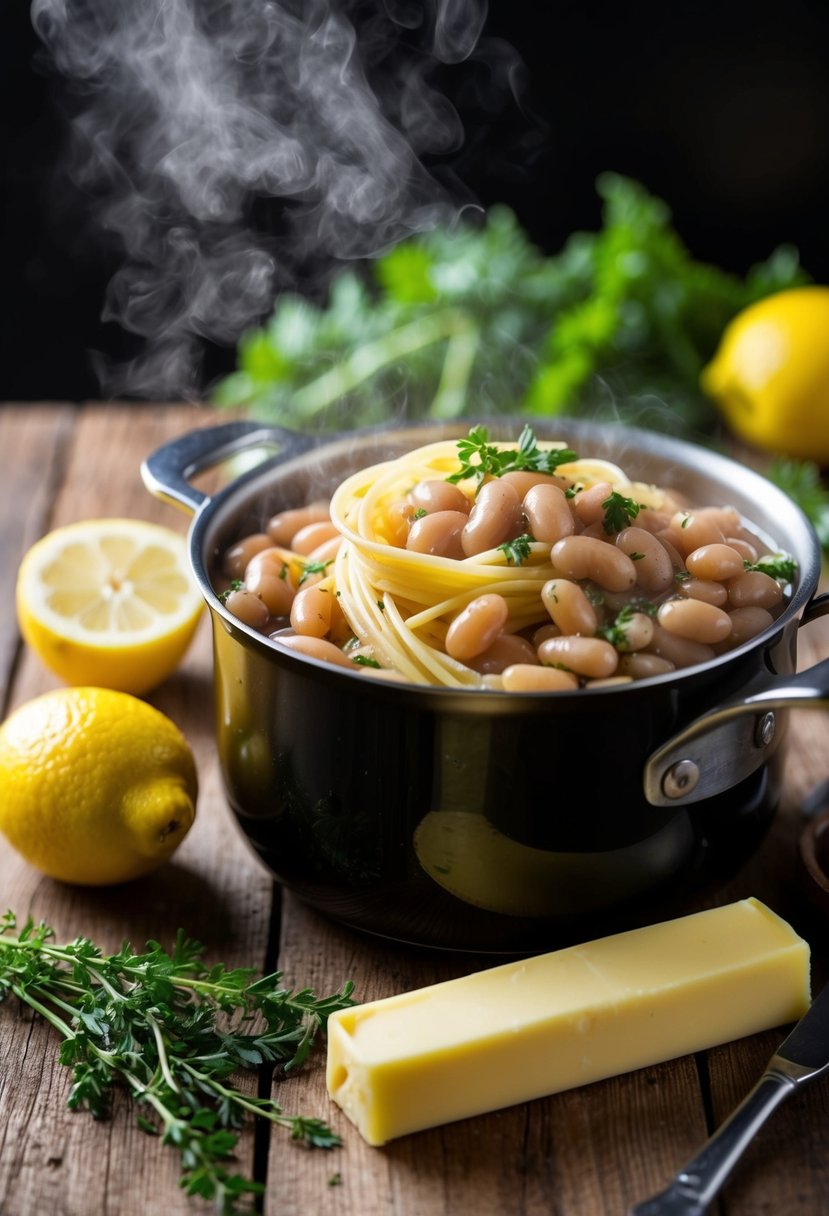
[326, 898, 810, 1146]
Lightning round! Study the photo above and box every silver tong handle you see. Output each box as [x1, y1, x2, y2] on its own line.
[628, 1063, 798, 1215]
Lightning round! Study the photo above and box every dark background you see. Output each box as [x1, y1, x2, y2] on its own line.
[3, 0, 829, 402]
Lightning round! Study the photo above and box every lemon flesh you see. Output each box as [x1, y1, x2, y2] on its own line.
[0, 687, 198, 885]
[16, 518, 204, 695]
[701, 285, 829, 463]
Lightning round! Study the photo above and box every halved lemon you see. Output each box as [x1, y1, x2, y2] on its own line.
[16, 519, 204, 695]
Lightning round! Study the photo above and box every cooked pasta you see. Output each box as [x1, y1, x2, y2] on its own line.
[216, 428, 796, 691]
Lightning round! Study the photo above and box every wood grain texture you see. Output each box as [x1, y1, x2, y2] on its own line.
[0, 404, 273, 1216]
[2, 404, 829, 1216]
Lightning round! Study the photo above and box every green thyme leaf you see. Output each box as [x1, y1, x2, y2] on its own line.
[498, 533, 535, 565]
[601, 491, 642, 534]
[447, 425, 577, 487]
[298, 559, 334, 587]
[744, 553, 797, 582]
[0, 912, 354, 1214]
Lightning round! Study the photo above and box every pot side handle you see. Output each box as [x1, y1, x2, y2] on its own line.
[644, 608, 829, 808]
[141, 420, 316, 516]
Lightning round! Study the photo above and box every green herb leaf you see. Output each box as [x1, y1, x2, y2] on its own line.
[0, 912, 355, 1214]
[744, 553, 798, 582]
[447, 425, 577, 487]
[351, 655, 382, 668]
[298, 559, 334, 587]
[601, 491, 642, 534]
[497, 533, 535, 565]
[219, 580, 244, 604]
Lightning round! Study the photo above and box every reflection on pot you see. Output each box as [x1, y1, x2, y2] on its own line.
[414, 809, 695, 917]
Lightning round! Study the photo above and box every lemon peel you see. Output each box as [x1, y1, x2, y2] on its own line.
[701, 286, 829, 463]
[16, 518, 204, 694]
[0, 687, 198, 885]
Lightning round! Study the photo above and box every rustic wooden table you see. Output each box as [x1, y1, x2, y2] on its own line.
[1, 401, 828, 1216]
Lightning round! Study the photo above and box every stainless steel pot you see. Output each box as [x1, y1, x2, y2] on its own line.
[143, 417, 829, 952]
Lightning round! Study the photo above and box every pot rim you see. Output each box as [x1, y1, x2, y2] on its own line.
[185, 415, 822, 705]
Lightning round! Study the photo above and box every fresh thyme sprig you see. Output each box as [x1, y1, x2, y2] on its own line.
[447, 425, 578, 488]
[0, 912, 354, 1215]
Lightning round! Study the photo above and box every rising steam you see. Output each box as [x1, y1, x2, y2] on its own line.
[30, 0, 504, 399]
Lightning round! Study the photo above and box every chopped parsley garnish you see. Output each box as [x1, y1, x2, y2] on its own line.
[377, 600, 385, 611]
[412, 507, 428, 520]
[564, 484, 582, 500]
[597, 601, 657, 649]
[629, 551, 645, 561]
[498, 533, 535, 565]
[601, 491, 643, 534]
[447, 425, 578, 487]
[351, 655, 382, 668]
[297, 558, 334, 586]
[744, 553, 797, 582]
[219, 579, 244, 604]
[675, 570, 691, 583]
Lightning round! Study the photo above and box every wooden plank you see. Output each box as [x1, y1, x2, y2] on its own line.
[0, 402, 77, 698]
[0, 404, 275, 1216]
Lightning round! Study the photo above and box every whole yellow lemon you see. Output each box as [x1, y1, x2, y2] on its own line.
[0, 687, 198, 885]
[701, 285, 829, 463]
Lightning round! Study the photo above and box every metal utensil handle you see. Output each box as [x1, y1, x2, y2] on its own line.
[140, 419, 317, 515]
[629, 1068, 796, 1216]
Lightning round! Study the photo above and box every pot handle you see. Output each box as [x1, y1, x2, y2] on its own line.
[141, 419, 317, 515]
[644, 604, 829, 808]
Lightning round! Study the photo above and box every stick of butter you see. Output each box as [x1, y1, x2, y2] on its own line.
[326, 897, 810, 1146]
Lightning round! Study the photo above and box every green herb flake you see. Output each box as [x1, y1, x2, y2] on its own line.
[377, 600, 385, 611]
[744, 553, 797, 582]
[351, 655, 382, 669]
[601, 491, 643, 534]
[498, 532, 535, 566]
[629, 551, 645, 561]
[412, 507, 428, 520]
[219, 579, 244, 604]
[298, 558, 334, 587]
[675, 570, 691, 583]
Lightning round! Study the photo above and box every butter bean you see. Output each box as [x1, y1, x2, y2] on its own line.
[646, 622, 716, 669]
[572, 481, 613, 526]
[657, 598, 732, 644]
[551, 535, 637, 592]
[267, 502, 331, 547]
[666, 511, 726, 557]
[291, 520, 340, 556]
[616, 527, 674, 594]
[500, 470, 568, 498]
[726, 570, 784, 610]
[461, 480, 523, 556]
[272, 633, 354, 669]
[290, 585, 334, 638]
[224, 587, 270, 629]
[618, 652, 676, 679]
[685, 543, 745, 582]
[677, 577, 729, 607]
[541, 578, 598, 636]
[537, 635, 619, 678]
[244, 548, 295, 616]
[724, 606, 775, 648]
[222, 532, 272, 579]
[409, 479, 471, 515]
[522, 484, 575, 544]
[501, 664, 579, 692]
[445, 594, 509, 661]
[407, 510, 468, 559]
[386, 499, 416, 547]
[467, 633, 537, 674]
